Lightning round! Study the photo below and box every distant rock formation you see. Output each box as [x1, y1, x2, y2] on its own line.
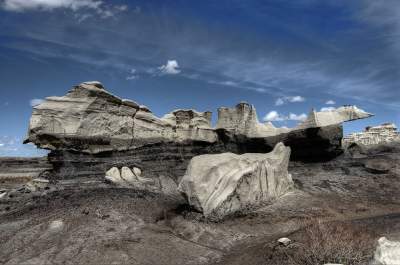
[343, 123, 400, 147]
[178, 142, 293, 219]
[24, 81, 373, 180]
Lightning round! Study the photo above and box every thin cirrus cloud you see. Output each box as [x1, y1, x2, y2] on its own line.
[0, 0, 128, 19]
[275, 96, 306, 106]
[126, 68, 138, 80]
[263, 110, 307, 122]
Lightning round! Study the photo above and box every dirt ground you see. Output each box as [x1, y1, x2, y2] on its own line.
[0, 143, 399, 265]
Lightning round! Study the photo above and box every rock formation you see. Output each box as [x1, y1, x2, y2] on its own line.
[178, 142, 293, 218]
[297, 106, 373, 129]
[24, 81, 373, 180]
[343, 123, 400, 148]
[105, 166, 155, 188]
[25, 81, 216, 154]
[374, 237, 400, 265]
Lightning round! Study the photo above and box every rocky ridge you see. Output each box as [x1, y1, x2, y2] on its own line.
[24, 81, 373, 180]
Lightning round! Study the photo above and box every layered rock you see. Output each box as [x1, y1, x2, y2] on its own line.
[24, 81, 373, 180]
[178, 142, 293, 218]
[25, 81, 216, 154]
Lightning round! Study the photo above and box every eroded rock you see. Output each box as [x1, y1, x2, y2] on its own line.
[374, 237, 400, 265]
[24, 81, 373, 180]
[178, 142, 293, 219]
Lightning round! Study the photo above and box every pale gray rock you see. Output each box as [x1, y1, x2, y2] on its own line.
[216, 102, 289, 137]
[0, 192, 7, 199]
[25, 178, 50, 192]
[25, 81, 217, 154]
[132, 167, 142, 177]
[121, 167, 137, 182]
[277, 237, 291, 246]
[105, 167, 124, 185]
[374, 237, 400, 265]
[178, 142, 293, 218]
[106, 166, 155, 188]
[298, 106, 373, 129]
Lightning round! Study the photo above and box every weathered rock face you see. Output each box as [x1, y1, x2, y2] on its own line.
[24, 81, 372, 180]
[297, 105, 373, 129]
[25, 81, 216, 154]
[178, 142, 293, 218]
[374, 237, 400, 265]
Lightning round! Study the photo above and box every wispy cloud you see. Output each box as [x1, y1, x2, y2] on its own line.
[1, 0, 128, 20]
[325, 100, 335, 105]
[275, 96, 306, 106]
[126, 68, 138, 80]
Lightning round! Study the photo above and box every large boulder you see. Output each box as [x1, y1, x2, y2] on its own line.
[374, 237, 400, 265]
[178, 142, 293, 219]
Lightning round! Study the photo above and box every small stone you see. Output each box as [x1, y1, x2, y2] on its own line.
[277, 237, 291, 246]
[49, 219, 64, 232]
[121, 167, 137, 183]
[132, 167, 142, 177]
[105, 167, 124, 185]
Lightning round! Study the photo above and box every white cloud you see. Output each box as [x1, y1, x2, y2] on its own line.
[320, 107, 336, 112]
[158, 60, 181, 75]
[263, 111, 286, 122]
[30, 98, 44, 107]
[288, 113, 307, 121]
[0, 143, 4, 147]
[289, 96, 305, 103]
[325, 100, 335, 105]
[1, 0, 128, 19]
[275, 96, 305, 106]
[263, 111, 308, 122]
[126, 68, 138, 80]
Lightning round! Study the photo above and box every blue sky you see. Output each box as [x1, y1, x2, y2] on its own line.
[0, 0, 399, 156]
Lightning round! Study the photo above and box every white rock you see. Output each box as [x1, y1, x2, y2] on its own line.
[374, 237, 400, 265]
[178, 142, 293, 218]
[121, 167, 137, 183]
[132, 167, 142, 177]
[0, 192, 7, 199]
[277, 237, 291, 246]
[105, 167, 124, 185]
[48, 219, 64, 232]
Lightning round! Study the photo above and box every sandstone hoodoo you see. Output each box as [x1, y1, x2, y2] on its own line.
[24, 81, 373, 179]
[178, 142, 293, 218]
